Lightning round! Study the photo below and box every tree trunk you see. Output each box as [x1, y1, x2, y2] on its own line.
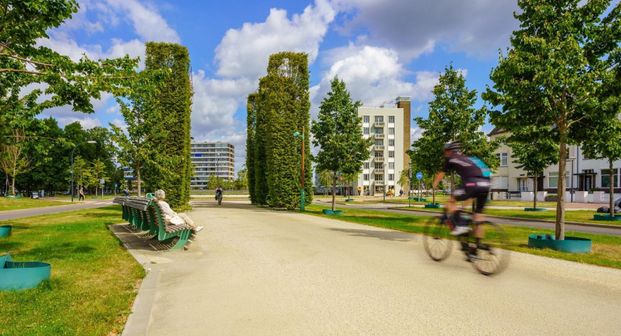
[533, 174, 538, 210]
[331, 172, 337, 211]
[610, 158, 615, 217]
[137, 166, 142, 197]
[556, 142, 568, 240]
[10, 165, 16, 196]
[432, 186, 436, 204]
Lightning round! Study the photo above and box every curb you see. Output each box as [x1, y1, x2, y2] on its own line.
[386, 207, 621, 230]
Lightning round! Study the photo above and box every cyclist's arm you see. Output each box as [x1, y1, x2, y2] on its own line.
[432, 171, 445, 189]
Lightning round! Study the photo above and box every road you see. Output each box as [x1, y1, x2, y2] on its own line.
[321, 201, 621, 236]
[121, 203, 621, 336]
[0, 201, 112, 220]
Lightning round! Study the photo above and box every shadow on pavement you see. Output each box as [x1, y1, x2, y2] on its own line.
[328, 228, 415, 242]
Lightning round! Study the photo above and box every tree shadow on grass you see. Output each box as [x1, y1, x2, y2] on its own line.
[328, 228, 414, 242]
[0, 241, 25, 252]
[25, 242, 96, 260]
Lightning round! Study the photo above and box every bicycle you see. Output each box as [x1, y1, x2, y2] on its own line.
[423, 209, 510, 276]
[215, 192, 222, 206]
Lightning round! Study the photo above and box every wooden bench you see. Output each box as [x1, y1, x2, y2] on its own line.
[148, 201, 193, 251]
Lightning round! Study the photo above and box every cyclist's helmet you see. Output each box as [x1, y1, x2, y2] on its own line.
[443, 142, 461, 152]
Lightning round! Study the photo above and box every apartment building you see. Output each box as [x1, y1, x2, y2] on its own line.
[490, 128, 620, 201]
[356, 97, 411, 196]
[190, 142, 235, 189]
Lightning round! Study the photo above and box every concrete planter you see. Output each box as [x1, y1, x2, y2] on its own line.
[322, 209, 343, 215]
[592, 191, 606, 203]
[527, 234, 592, 253]
[520, 192, 534, 202]
[524, 207, 546, 212]
[593, 214, 621, 221]
[0, 254, 51, 291]
[574, 191, 589, 203]
[536, 191, 547, 202]
[0, 225, 12, 237]
[424, 203, 441, 208]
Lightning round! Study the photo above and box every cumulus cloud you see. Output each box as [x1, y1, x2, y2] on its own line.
[105, 0, 180, 43]
[214, 0, 335, 78]
[333, 0, 519, 59]
[312, 44, 439, 113]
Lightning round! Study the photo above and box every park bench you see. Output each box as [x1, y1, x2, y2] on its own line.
[113, 195, 192, 250]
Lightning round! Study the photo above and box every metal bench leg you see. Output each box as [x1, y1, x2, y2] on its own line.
[170, 230, 190, 251]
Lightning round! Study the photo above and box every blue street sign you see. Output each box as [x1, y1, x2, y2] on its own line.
[416, 172, 423, 180]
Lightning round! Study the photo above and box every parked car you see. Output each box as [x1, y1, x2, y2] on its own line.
[597, 197, 621, 213]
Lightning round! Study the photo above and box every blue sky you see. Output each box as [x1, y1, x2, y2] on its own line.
[39, 0, 523, 170]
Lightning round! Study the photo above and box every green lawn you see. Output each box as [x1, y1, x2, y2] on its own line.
[0, 207, 144, 336]
[305, 204, 621, 269]
[0, 197, 67, 212]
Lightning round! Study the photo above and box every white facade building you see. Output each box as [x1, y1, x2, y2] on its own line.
[190, 142, 235, 189]
[356, 97, 411, 196]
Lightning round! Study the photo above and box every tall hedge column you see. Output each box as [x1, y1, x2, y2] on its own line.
[144, 42, 192, 210]
[246, 93, 257, 204]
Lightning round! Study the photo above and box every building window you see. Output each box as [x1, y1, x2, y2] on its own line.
[375, 116, 384, 122]
[363, 127, 369, 135]
[388, 174, 394, 181]
[364, 162, 369, 169]
[375, 162, 383, 169]
[497, 153, 508, 167]
[388, 128, 395, 135]
[375, 127, 383, 134]
[389, 116, 395, 123]
[363, 116, 369, 123]
[375, 139, 384, 146]
[389, 162, 395, 169]
[375, 174, 384, 181]
[375, 151, 384, 158]
[363, 174, 369, 181]
[389, 139, 394, 146]
[389, 151, 395, 158]
[601, 169, 619, 188]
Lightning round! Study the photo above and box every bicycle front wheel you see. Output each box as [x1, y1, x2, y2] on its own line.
[470, 222, 510, 276]
[423, 216, 453, 262]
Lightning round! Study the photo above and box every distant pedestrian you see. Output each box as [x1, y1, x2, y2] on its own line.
[78, 186, 85, 201]
[399, 189, 404, 197]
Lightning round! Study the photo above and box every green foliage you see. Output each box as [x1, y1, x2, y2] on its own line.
[246, 94, 257, 202]
[207, 175, 219, 190]
[249, 52, 312, 209]
[142, 42, 193, 210]
[235, 167, 248, 190]
[484, 0, 618, 239]
[311, 77, 371, 210]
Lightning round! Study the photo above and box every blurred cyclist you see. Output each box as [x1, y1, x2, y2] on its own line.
[432, 142, 491, 236]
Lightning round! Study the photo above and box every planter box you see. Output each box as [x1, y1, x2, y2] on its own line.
[536, 191, 547, 202]
[322, 209, 343, 215]
[574, 191, 589, 203]
[527, 234, 592, 253]
[520, 192, 534, 202]
[424, 203, 441, 208]
[593, 214, 621, 221]
[0, 225, 11, 237]
[524, 207, 546, 212]
[1, 254, 51, 291]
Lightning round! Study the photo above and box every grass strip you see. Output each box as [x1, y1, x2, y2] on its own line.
[0, 206, 144, 336]
[0, 198, 67, 212]
[305, 204, 621, 269]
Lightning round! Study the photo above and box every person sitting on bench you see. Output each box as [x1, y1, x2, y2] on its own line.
[154, 189, 203, 233]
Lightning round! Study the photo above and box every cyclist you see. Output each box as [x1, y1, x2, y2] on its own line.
[432, 142, 491, 236]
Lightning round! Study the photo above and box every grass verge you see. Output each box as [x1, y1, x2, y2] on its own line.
[0, 207, 144, 336]
[0, 197, 67, 212]
[305, 204, 621, 269]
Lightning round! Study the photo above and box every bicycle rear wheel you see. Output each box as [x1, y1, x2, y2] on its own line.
[470, 222, 510, 276]
[423, 216, 453, 262]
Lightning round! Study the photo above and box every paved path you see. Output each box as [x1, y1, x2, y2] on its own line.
[322, 201, 621, 236]
[121, 204, 621, 336]
[0, 201, 112, 220]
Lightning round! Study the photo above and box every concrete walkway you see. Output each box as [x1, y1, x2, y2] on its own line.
[0, 200, 113, 220]
[119, 203, 621, 336]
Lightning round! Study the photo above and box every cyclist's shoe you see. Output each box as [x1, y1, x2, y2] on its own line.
[450, 225, 471, 236]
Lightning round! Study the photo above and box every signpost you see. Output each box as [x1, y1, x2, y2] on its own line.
[416, 171, 423, 201]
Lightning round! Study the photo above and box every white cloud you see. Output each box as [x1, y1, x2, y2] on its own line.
[214, 0, 335, 78]
[312, 45, 439, 112]
[105, 0, 180, 43]
[333, 0, 519, 59]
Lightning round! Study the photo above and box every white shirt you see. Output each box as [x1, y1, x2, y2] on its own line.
[157, 200, 185, 225]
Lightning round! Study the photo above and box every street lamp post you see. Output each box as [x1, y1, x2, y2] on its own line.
[293, 128, 306, 211]
[70, 140, 96, 203]
[383, 162, 386, 202]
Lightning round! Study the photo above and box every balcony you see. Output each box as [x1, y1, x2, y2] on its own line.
[374, 134, 384, 139]
[374, 121, 385, 127]
[374, 145, 385, 151]
[374, 180, 385, 186]
[374, 168, 384, 174]
[374, 156, 384, 162]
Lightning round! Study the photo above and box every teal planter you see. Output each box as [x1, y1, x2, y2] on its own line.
[1, 254, 51, 291]
[593, 214, 621, 221]
[524, 207, 546, 212]
[528, 234, 592, 253]
[424, 203, 441, 208]
[0, 225, 11, 237]
[322, 209, 343, 215]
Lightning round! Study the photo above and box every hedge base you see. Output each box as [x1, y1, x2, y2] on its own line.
[1, 255, 51, 291]
[322, 209, 343, 215]
[0, 225, 11, 237]
[527, 234, 592, 253]
[593, 214, 621, 221]
[524, 207, 546, 212]
[408, 197, 427, 202]
[424, 203, 441, 208]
